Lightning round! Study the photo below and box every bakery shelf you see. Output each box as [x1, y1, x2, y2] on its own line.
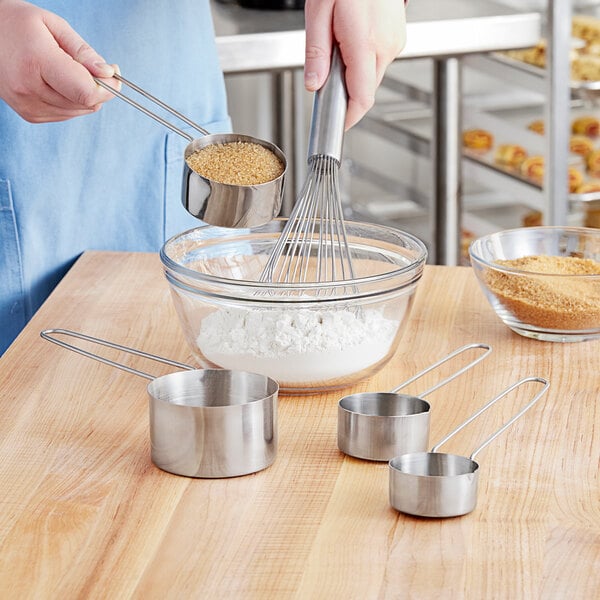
[358, 111, 431, 159]
[462, 104, 600, 204]
[346, 160, 430, 210]
[463, 54, 547, 95]
[472, 51, 600, 97]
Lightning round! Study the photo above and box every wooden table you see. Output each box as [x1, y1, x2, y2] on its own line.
[0, 252, 598, 598]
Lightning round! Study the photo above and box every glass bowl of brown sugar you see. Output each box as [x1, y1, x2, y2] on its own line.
[469, 226, 600, 342]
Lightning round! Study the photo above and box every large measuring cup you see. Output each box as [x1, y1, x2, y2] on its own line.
[337, 343, 492, 461]
[41, 329, 278, 478]
[95, 74, 286, 228]
[389, 376, 549, 518]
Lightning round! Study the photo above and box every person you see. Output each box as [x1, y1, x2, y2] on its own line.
[304, 0, 407, 130]
[0, 0, 406, 355]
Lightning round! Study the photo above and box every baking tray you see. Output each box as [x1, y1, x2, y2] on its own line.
[490, 52, 600, 96]
[463, 108, 600, 204]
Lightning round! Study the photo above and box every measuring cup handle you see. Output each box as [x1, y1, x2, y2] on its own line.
[431, 376, 550, 458]
[94, 73, 210, 141]
[40, 329, 194, 381]
[390, 342, 492, 397]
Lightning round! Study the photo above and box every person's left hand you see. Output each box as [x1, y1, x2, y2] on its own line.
[304, 0, 407, 130]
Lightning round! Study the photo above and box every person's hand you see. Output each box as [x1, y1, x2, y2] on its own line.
[0, 0, 119, 123]
[304, 0, 407, 130]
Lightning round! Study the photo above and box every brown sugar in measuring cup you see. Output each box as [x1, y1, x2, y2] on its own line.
[95, 73, 286, 229]
[185, 141, 284, 186]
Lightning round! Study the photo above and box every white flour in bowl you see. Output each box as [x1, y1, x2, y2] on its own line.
[197, 306, 401, 383]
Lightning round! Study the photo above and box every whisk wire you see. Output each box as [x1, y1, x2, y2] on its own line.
[333, 169, 355, 281]
[260, 155, 355, 286]
[260, 45, 354, 286]
[282, 174, 315, 283]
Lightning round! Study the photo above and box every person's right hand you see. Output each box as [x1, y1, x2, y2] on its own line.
[0, 0, 119, 123]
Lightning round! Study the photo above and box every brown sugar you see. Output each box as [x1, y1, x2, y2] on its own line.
[484, 255, 600, 330]
[186, 141, 284, 186]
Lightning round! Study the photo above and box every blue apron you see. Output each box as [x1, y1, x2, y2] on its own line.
[0, 1, 230, 353]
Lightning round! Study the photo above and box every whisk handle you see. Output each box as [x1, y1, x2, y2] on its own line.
[307, 45, 348, 162]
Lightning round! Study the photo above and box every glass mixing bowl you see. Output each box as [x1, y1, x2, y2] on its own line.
[160, 219, 428, 394]
[469, 226, 600, 342]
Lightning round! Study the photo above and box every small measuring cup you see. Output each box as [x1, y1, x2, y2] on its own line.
[95, 74, 286, 228]
[41, 329, 278, 478]
[337, 343, 492, 461]
[389, 376, 549, 518]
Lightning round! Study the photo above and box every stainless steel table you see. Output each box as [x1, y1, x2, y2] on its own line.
[211, 0, 541, 264]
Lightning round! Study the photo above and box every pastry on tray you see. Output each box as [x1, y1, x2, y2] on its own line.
[494, 144, 527, 168]
[504, 39, 578, 70]
[462, 128, 494, 152]
[571, 54, 600, 81]
[569, 167, 585, 193]
[504, 41, 547, 68]
[575, 181, 600, 194]
[570, 134, 595, 156]
[580, 39, 600, 57]
[526, 123, 597, 153]
[572, 15, 600, 44]
[572, 115, 600, 137]
[586, 148, 600, 176]
[520, 155, 584, 192]
[527, 119, 544, 135]
[503, 25, 600, 79]
[520, 155, 545, 184]
[522, 209, 543, 227]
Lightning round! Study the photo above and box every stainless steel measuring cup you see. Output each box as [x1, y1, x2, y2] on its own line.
[95, 74, 286, 228]
[41, 329, 278, 478]
[338, 343, 492, 461]
[389, 376, 549, 518]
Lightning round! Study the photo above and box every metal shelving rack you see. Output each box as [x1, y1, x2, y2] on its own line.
[347, 0, 600, 252]
[211, 0, 541, 264]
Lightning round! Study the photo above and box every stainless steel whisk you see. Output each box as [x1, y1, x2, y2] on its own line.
[260, 46, 355, 284]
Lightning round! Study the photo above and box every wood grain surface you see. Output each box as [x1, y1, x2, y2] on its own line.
[0, 251, 598, 599]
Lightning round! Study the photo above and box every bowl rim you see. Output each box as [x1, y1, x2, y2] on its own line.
[468, 225, 600, 278]
[160, 219, 429, 290]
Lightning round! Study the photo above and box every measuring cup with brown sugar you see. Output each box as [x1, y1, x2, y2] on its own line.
[95, 74, 287, 229]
